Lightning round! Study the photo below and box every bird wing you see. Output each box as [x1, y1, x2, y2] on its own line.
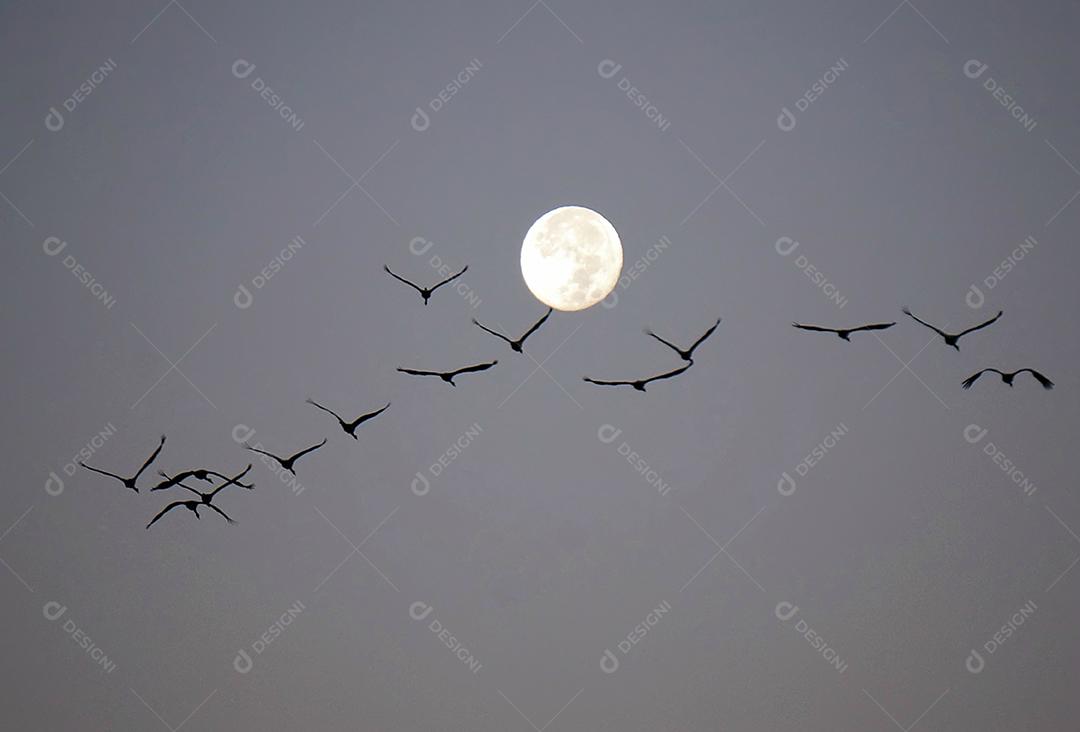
[307, 398, 345, 424]
[520, 308, 553, 341]
[244, 444, 283, 463]
[206, 503, 238, 525]
[851, 322, 896, 332]
[79, 463, 126, 482]
[791, 323, 837, 333]
[902, 308, 948, 337]
[209, 465, 254, 498]
[644, 363, 694, 384]
[961, 369, 990, 389]
[146, 501, 187, 530]
[397, 367, 440, 377]
[384, 265, 424, 293]
[451, 360, 498, 376]
[352, 402, 391, 427]
[288, 439, 327, 462]
[583, 377, 630, 387]
[957, 310, 1003, 337]
[644, 329, 684, 354]
[1018, 369, 1054, 389]
[431, 265, 468, 291]
[133, 435, 167, 480]
[472, 319, 512, 343]
[687, 317, 722, 353]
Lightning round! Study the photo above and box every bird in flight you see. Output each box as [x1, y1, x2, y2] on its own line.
[397, 360, 498, 386]
[245, 438, 327, 474]
[583, 363, 693, 392]
[902, 308, 1002, 350]
[473, 308, 552, 353]
[147, 465, 253, 529]
[645, 317, 721, 362]
[79, 434, 166, 493]
[962, 368, 1054, 390]
[307, 398, 390, 439]
[791, 321, 895, 341]
[384, 264, 468, 305]
[150, 468, 254, 492]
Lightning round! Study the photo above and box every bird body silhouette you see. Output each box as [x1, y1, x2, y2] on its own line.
[473, 308, 552, 353]
[645, 317, 721, 361]
[903, 308, 1002, 350]
[307, 399, 390, 439]
[397, 360, 498, 386]
[962, 368, 1054, 390]
[150, 468, 253, 492]
[791, 321, 895, 341]
[384, 264, 468, 305]
[148, 465, 253, 528]
[245, 439, 327, 473]
[80, 435, 165, 493]
[583, 363, 693, 392]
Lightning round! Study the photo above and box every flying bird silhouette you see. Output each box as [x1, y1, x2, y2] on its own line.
[583, 363, 693, 392]
[150, 468, 254, 492]
[397, 361, 498, 386]
[473, 308, 552, 353]
[962, 368, 1054, 390]
[902, 308, 1002, 350]
[79, 434, 165, 493]
[244, 438, 327, 474]
[307, 398, 390, 439]
[384, 264, 468, 305]
[645, 317, 721, 362]
[791, 321, 896, 341]
[147, 465, 253, 528]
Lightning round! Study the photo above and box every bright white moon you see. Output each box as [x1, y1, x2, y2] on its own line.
[520, 206, 623, 312]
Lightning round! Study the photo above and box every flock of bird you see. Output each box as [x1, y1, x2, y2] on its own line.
[78, 263, 1054, 528]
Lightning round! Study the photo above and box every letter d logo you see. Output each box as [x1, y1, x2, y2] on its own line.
[600, 649, 620, 673]
[775, 236, 800, 256]
[234, 284, 253, 309]
[409, 601, 433, 621]
[777, 107, 797, 132]
[963, 424, 988, 445]
[45, 471, 65, 496]
[963, 59, 988, 79]
[45, 107, 64, 132]
[597, 424, 622, 444]
[411, 472, 430, 496]
[775, 601, 798, 621]
[411, 107, 431, 132]
[777, 472, 797, 496]
[43, 236, 67, 257]
[233, 649, 254, 674]
[232, 59, 256, 79]
[232, 424, 256, 444]
[597, 60, 622, 79]
[43, 601, 66, 621]
[409, 236, 433, 256]
[965, 284, 985, 310]
[965, 649, 985, 674]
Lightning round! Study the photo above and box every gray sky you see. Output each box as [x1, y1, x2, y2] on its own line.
[2, 0, 1079, 729]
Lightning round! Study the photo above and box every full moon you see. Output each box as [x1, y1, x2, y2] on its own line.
[520, 206, 623, 311]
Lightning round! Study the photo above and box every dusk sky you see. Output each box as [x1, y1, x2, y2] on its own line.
[2, 1, 1079, 729]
